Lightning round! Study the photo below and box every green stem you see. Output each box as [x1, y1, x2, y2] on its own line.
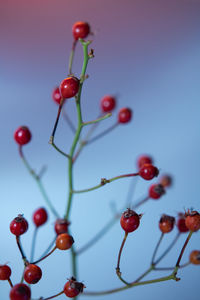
[151, 233, 164, 265]
[68, 40, 77, 75]
[82, 113, 111, 126]
[116, 232, 129, 285]
[31, 246, 57, 265]
[16, 236, 28, 265]
[38, 237, 56, 261]
[42, 291, 64, 300]
[30, 227, 38, 262]
[134, 265, 154, 283]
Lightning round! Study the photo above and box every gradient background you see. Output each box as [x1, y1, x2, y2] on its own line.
[1, 0, 200, 299]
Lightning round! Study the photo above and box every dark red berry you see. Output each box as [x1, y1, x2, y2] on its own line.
[72, 21, 90, 40]
[139, 164, 159, 180]
[52, 87, 62, 105]
[64, 277, 85, 298]
[100, 95, 116, 113]
[137, 155, 153, 169]
[120, 209, 141, 233]
[10, 215, 28, 236]
[118, 107, 132, 124]
[60, 77, 79, 99]
[185, 210, 200, 232]
[56, 233, 74, 250]
[159, 174, 173, 188]
[0, 264, 11, 280]
[54, 219, 70, 235]
[33, 208, 48, 227]
[14, 127, 31, 146]
[176, 213, 189, 233]
[149, 184, 165, 199]
[24, 264, 42, 284]
[189, 250, 200, 265]
[159, 214, 175, 233]
[10, 283, 31, 300]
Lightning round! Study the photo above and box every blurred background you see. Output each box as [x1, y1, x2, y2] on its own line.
[1, 0, 200, 299]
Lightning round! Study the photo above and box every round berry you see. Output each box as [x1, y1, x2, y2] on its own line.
[189, 250, 200, 265]
[139, 163, 159, 180]
[10, 215, 28, 236]
[149, 184, 165, 199]
[118, 107, 132, 124]
[64, 277, 85, 298]
[10, 283, 31, 300]
[176, 213, 189, 233]
[72, 21, 90, 40]
[14, 126, 31, 146]
[52, 87, 62, 105]
[56, 233, 74, 250]
[159, 174, 173, 188]
[60, 77, 79, 99]
[24, 264, 42, 284]
[33, 207, 48, 227]
[159, 214, 175, 234]
[0, 264, 11, 280]
[54, 219, 70, 235]
[120, 209, 140, 233]
[100, 95, 116, 113]
[185, 211, 200, 232]
[137, 155, 153, 169]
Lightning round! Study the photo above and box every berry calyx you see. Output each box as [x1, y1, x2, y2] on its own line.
[64, 277, 85, 298]
[149, 184, 165, 199]
[120, 209, 141, 233]
[176, 213, 189, 233]
[118, 107, 132, 124]
[52, 87, 62, 105]
[60, 77, 80, 99]
[72, 21, 90, 40]
[54, 219, 70, 235]
[189, 250, 200, 265]
[24, 264, 42, 284]
[139, 164, 159, 180]
[0, 264, 11, 280]
[159, 174, 173, 188]
[56, 233, 74, 250]
[14, 126, 31, 146]
[159, 214, 175, 233]
[185, 210, 200, 232]
[10, 283, 31, 300]
[100, 95, 116, 113]
[33, 207, 48, 227]
[10, 215, 28, 236]
[137, 155, 153, 169]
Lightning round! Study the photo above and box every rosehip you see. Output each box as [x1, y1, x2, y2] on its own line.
[139, 164, 159, 180]
[24, 264, 42, 284]
[54, 219, 70, 235]
[52, 87, 62, 105]
[60, 77, 79, 99]
[189, 250, 200, 265]
[72, 21, 90, 40]
[120, 209, 140, 233]
[159, 174, 173, 188]
[100, 95, 116, 113]
[137, 155, 153, 169]
[149, 184, 165, 199]
[33, 207, 48, 227]
[10, 215, 28, 236]
[14, 126, 31, 146]
[0, 264, 11, 280]
[176, 213, 189, 233]
[159, 214, 175, 233]
[56, 233, 74, 250]
[10, 283, 31, 300]
[64, 277, 85, 298]
[118, 107, 132, 123]
[185, 211, 200, 232]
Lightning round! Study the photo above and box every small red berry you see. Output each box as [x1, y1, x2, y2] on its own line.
[120, 209, 141, 233]
[33, 207, 48, 227]
[189, 250, 200, 265]
[149, 184, 165, 199]
[52, 87, 62, 105]
[100, 95, 116, 113]
[24, 264, 42, 284]
[139, 164, 159, 180]
[159, 174, 173, 188]
[176, 213, 189, 233]
[10, 283, 31, 300]
[56, 233, 74, 250]
[72, 21, 90, 40]
[60, 77, 80, 99]
[185, 210, 200, 232]
[64, 277, 85, 298]
[54, 219, 70, 235]
[159, 214, 175, 233]
[14, 126, 31, 146]
[118, 107, 132, 124]
[0, 264, 11, 280]
[10, 215, 28, 236]
[137, 155, 153, 169]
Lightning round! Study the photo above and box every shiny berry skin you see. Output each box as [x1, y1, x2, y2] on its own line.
[24, 264, 42, 284]
[118, 107, 132, 124]
[189, 250, 200, 265]
[56, 233, 74, 250]
[10, 283, 31, 300]
[60, 77, 79, 99]
[176, 213, 189, 233]
[149, 184, 165, 199]
[64, 277, 85, 298]
[14, 126, 31, 146]
[33, 207, 48, 227]
[139, 164, 159, 180]
[0, 265, 11, 280]
[159, 214, 175, 233]
[185, 211, 200, 232]
[54, 219, 70, 235]
[10, 215, 28, 236]
[52, 87, 62, 105]
[137, 155, 153, 169]
[120, 209, 140, 233]
[100, 95, 116, 113]
[159, 174, 173, 188]
[72, 21, 90, 40]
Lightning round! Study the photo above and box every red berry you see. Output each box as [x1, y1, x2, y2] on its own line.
[137, 155, 153, 169]
[24, 264, 42, 284]
[72, 21, 90, 40]
[0, 264, 11, 280]
[118, 107, 132, 124]
[149, 184, 165, 199]
[120, 209, 140, 233]
[14, 126, 31, 146]
[139, 164, 159, 180]
[10, 283, 31, 300]
[64, 277, 85, 298]
[189, 250, 200, 265]
[54, 219, 70, 235]
[60, 77, 79, 99]
[10, 215, 28, 236]
[52, 87, 62, 105]
[56, 233, 74, 250]
[185, 210, 200, 232]
[159, 174, 173, 188]
[176, 213, 189, 233]
[33, 207, 48, 227]
[100, 95, 116, 113]
[159, 214, 175, 233]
